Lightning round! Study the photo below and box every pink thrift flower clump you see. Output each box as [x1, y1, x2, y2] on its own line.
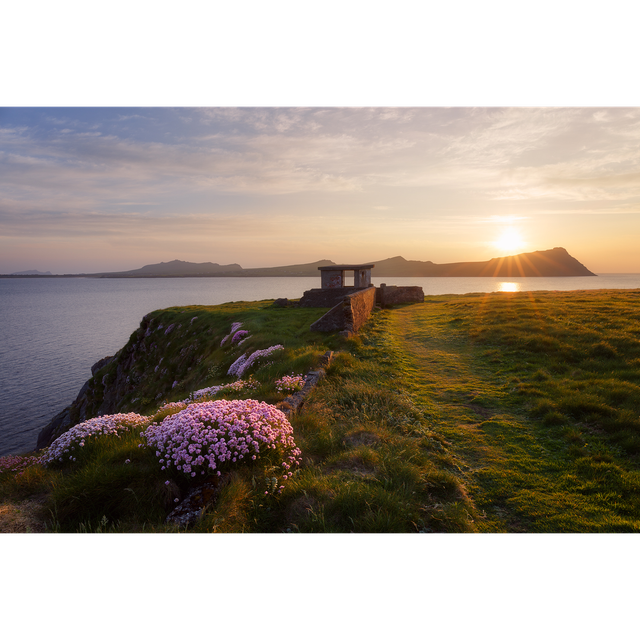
[189, 385, 223, 401]
[40, 413, 150, 466]
[142, 399, 302, 483]
[184, 378, 258, 403]
[220, 322, 243, 346]
[228, 345, 284, 378]
[0, 454, 42, 475]
[275, 374, 306, 394]
[231, 330, 250, 344]
[223, 378, 259, 393]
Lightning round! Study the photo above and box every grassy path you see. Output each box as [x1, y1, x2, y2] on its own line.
[388, 297, 640, 532]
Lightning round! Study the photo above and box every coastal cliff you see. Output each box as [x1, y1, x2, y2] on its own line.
[36, 303, 332, 450]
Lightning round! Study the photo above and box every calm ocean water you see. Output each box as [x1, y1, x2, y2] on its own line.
[2, 274, 640, 456]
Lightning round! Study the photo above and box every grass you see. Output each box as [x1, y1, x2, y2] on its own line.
[390, 289, 640, 532]
[3, 289, 640, 532]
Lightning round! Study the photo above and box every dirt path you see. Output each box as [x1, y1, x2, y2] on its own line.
[0, 497, 48, 533]
[387, 304, 591, 532]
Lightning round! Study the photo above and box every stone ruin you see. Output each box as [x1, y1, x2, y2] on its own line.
[294, 263, 424, 336]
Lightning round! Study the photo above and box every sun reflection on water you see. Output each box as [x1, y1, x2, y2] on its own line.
[498, 282, 520, 292]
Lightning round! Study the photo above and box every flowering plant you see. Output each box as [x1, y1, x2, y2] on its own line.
[40, 413, 150, 466]
[220, 377, 259, 394]
[228, 345, 284, 378]
[231, 330, 249, 344]
[142, 399, 301, 489]
[183, 377, 259, 403]
[275, 374, 305, 394]
[220, 322, 243, 346]
[0, 454, 42, 475]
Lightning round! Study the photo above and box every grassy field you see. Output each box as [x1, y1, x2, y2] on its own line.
[2, 289, 640, 532]
[390, 289, 640, 532]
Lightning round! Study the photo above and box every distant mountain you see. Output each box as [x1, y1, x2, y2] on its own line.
[94, 260, 243, 277]
[91, 259, 337, 278]
[372, 248, 596, 277]
[239, 259, 337, 277]
[85, 248, 595, 279]
[10, 270, 52, 276]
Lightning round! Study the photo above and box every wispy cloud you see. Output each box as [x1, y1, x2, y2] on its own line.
[2, 107, 640, 272]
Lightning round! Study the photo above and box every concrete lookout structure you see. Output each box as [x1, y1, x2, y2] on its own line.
[319, 264, 374, 290]
[297, 262, 424, 336]
[299, 264, 376, 311]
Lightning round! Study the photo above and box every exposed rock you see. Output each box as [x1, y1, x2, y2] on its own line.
[91, 355, 115, 376]
[36, 406, 72, 450]
[277, 351, 333, 417]
[165, 475, 230, 529]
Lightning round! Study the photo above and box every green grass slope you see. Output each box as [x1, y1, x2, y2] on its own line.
[3, 289, 640, 533]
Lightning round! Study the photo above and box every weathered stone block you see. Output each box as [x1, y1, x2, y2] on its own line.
[298, 288, 351, 308]
[310, 286, 376, 333]
[376, 284, 424, 307]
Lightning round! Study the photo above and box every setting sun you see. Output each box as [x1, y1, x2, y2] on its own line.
[494, 228, 525, 254]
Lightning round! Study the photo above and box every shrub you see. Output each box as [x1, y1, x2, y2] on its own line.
[221, 322, 243, 346]
[275, 374, 306, 394]
[41, 413, 150, 466]
[142, 399, 301, 491]
[227, 345, 284, 378]
[231, 330, 250, 344]
[0, 454, 42, 476]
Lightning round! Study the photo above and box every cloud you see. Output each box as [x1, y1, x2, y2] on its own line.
[2, 107, 640, 261]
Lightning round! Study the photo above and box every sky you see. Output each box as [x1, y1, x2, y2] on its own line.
[2, 106, 640, 274]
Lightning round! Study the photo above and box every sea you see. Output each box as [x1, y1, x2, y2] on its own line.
[2, 274, 640, 457]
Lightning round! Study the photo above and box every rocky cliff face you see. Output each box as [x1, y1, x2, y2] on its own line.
[35, 302, 335, 452]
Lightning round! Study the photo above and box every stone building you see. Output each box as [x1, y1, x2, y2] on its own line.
[297, 263, 424, 336]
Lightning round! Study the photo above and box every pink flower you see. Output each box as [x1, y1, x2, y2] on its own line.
[228, 345, 284, 378]
[141, 399, 301, 485]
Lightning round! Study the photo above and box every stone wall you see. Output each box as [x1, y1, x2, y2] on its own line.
[310, 286, 377, 336]
[298, 287, 355, 309]
[376, 283, 424, 308]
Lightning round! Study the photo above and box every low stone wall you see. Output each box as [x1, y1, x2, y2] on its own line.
[276, 351, 334, 416]
[298, 287, 356, 309]
[376, 283, 424, 308]
[310, 286, 377, 336]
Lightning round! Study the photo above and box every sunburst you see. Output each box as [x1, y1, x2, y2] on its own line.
[494, 228, 525, 254]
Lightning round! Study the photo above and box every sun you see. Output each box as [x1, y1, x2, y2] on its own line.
[494, 228, 525, 254]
